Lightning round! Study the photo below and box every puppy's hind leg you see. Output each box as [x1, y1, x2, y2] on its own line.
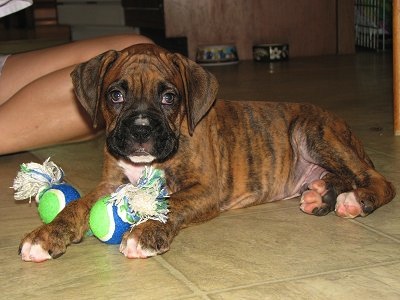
[299, 119, 395, 218]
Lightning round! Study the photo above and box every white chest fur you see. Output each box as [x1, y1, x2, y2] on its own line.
[118, 160, 147, 184]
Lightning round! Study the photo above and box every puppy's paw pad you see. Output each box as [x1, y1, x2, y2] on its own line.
[119, 237, 157, 259]
[335, 192, 362, 218]
[308, 179, 328, 195]
[20, 242, 52, 263]
[300, 190, 323, 214]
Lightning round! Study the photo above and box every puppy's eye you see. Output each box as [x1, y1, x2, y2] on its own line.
[109, 90, 124, 103]
[161, 93, 175, 105]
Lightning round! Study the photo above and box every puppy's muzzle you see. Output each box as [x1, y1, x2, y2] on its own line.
[107, 114, 155, 154]
[106, 112, 178, 162]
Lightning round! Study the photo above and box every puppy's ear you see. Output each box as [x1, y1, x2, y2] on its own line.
[71, 50, 119, 128]
[173, 53, 219, 135]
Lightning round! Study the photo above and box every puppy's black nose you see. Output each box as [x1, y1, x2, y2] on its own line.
[131, 114, 152, 142]
[132, 124, 152, 141]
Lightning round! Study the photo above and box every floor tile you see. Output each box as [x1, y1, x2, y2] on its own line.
[209, 262, 400, 300]
[1, 240, 196, 300]
[162, 207, 400, 292]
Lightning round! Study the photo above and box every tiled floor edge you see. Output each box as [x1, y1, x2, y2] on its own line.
[349, 219, 400, 243]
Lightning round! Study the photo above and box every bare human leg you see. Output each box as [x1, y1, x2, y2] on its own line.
[0, 34, 153, 155]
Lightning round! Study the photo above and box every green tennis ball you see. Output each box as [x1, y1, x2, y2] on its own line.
[37, 184, 80, 224]
[89, 196, 131, 244]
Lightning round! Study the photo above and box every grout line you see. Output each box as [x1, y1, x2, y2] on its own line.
[205, 259, 400, 296]
[348, 219, 400, 243]
[154, 256, 212, 300]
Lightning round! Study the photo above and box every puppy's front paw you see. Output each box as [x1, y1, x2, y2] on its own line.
[19, 241, 52, 263]
[19, 223, 75, 262]
[119, 221, 171, 259]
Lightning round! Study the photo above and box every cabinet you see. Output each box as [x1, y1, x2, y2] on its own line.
[124, 0, 355, 60]
[166, 0, 355, 60]
[122, 0, 188, 56]
[57, 0, 137, 40]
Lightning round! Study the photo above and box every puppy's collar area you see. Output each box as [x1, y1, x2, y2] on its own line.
[118, 158, 155, 184]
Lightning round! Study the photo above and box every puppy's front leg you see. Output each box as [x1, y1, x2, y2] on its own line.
[19, 153, 125, 262]
[120, 184, 220, 258]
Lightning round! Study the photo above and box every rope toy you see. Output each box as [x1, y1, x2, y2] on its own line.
[12, 159, 169, 245]
[89, 166, 169, 244]
[12, 158, 81, 224]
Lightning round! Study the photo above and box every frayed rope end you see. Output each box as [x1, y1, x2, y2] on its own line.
[12, 157, 65, 202]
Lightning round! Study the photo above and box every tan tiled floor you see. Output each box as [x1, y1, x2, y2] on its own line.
[1, 51, 400, 299]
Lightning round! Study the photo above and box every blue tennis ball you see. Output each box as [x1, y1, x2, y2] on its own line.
[89, 196, 131, 244]
[37, 183, 80, 224]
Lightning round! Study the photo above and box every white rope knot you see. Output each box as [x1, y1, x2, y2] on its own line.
[12, 158, 64, 203]
[109, 166, 169, 227]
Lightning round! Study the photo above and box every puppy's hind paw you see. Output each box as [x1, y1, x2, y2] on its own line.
[300, 179, 336, 216]
[300, 190, 323, 214]
[335, 192, 363, 218]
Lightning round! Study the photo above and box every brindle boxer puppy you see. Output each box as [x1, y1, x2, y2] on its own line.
[19, 44, 395, 262]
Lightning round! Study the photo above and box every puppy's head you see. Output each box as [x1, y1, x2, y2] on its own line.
[71, 44, 218, 164]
